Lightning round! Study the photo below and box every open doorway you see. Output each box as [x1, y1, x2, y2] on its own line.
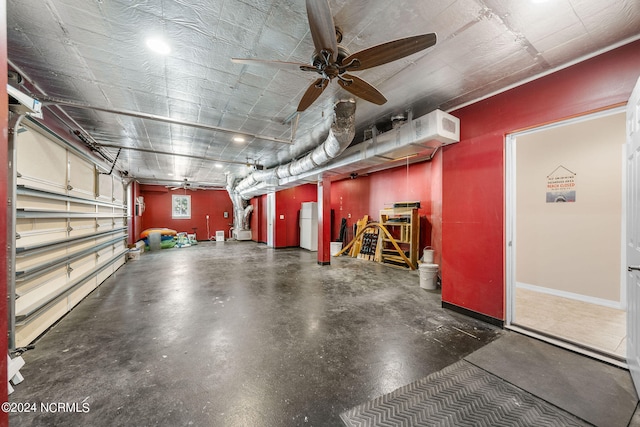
[506, 108, 627, 363]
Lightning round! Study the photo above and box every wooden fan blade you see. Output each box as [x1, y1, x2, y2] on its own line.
[337, 74, 387, 105]
[297, 78, 329, 112]
[342, 33, 437, 71]
[232, 58, 317, 72]
[306, 0, 338, 62]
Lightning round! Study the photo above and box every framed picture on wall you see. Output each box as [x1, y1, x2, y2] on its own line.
[172, 195, 191, 219]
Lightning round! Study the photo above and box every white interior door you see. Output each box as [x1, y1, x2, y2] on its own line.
[266, 192, 275, 247]
[626, 76, 640, 396]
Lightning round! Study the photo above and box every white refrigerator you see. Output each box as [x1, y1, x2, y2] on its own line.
[299, 202, 318, 251]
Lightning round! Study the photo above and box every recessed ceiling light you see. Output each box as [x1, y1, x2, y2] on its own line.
[233, 136, 245, 143]
[168, 172, 174, 176]
[146, 37, 171, 55]
[215, 163, 223, 168]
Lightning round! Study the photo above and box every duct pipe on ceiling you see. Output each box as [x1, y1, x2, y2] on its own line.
[224, 99, 356, 236]
[233, 99, 356, 199]
[236, 108, 460, 199]
[270, 108, 460, 192]
[226, 173, 249, 239]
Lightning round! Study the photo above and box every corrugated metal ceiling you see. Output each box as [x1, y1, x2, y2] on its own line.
[7, 0, 640, 187]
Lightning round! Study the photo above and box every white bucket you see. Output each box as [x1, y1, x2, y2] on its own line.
[419, 263, 439, 290]
[422, 247, 434, 263]
[330, 242, 343, 256]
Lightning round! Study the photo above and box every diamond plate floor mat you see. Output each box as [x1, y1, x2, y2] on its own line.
[464, 332, 637, 427]
[340, 360, 590, 427]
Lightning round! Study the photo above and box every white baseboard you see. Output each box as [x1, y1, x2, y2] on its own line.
[515, 282, 623, 310]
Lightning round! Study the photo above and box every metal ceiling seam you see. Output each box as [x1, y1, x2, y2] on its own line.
[37, 95, 294, 145]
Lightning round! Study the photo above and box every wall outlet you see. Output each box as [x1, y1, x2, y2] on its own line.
[224, 212, 228, 218]
[280, 215, 285, 220]
[348, 213, 351, 218]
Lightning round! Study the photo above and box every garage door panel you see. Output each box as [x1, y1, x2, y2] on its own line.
[68, 152, 95, 199]
[17, 218, 66, 233]
[97, 246, 114, 261]
[97, 219, 114, 230]
[68, 278, 97, 309]
[15, 268, 68, 317]
[69, 218, 96, 237]
[97, 173, 113, 202]
[16, 195, 66, 211]
[97, 265, 114, 285]
[11, 122, 130, 348]
[69, 201, 97, 213]
[68, 238, 97, 254]
[17, 128, 67, 194]
[16, 299, 68, 348]
[113, 179, 124, 204]
[16, 224, 67, 247]
[16, 247, 67, 271]
[68, 256, 96, 282]
[16, 267, 67, 298]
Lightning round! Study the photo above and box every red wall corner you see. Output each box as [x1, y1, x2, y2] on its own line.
[330, 161, 439, 256]
[274, 184, 317, 248]
[442, 39, 640, 321]
[139, 186, 234, 241]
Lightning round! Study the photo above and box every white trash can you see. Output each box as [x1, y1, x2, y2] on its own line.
[419, 263, 439, 290]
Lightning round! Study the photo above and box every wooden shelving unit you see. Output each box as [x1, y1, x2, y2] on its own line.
[379, 207, 420, 269]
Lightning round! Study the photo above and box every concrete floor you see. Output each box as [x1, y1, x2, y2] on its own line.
[9, 241, 503, 426]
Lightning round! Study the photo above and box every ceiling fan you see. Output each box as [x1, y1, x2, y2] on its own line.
[169, 178, 195, 191]
[232, 0, 437, 112]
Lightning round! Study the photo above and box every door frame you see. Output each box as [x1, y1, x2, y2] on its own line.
[266, 192, 275, 247]
[625, 76, 640, 396]
[505, 106, 627, 365]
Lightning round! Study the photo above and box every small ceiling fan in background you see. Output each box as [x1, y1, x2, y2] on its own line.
[169, 178, 196, 191]
[232, 0, 437, 112]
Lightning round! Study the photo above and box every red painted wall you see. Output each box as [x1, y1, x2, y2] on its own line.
[274, 184, 317, 248]
[139, 185, 233, 241]
[442, 40, 640, 320]
[318, 177, 332, 264]
[330, 160, 439, 254]
[1, 0, 9, 419]
[250, 196, 265, 243]
[330, 175, 370, 240]
[368, 161, 435, 250]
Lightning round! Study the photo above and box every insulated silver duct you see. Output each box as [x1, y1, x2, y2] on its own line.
[276, 108, 460, 188]
[234, 99, 357, 199]
[225, 99, 356, 236]
[242, 204, 254, 230]
[226, 173, 249, 238]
